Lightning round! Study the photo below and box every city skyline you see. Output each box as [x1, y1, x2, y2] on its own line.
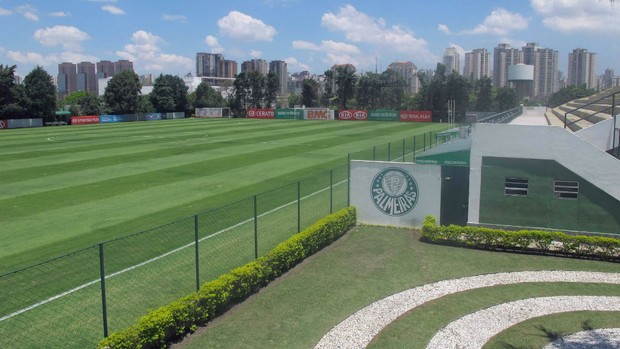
[1, 1, 619, 77]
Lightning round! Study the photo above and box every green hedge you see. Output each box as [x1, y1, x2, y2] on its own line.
[421, 215, 620, 262]
[98, 207, 357, 349]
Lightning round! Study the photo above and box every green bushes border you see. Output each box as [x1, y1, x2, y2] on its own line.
[98, 207, 356, 349]
[421, 215, 620, 262]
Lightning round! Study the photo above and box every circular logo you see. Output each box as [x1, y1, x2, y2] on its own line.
[371, 168, 418, 216]
[0, 120, 6, 128]
[339, 111, 352, 120]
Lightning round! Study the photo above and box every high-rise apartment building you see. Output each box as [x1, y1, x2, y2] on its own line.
[387, 61, 419, 94]
[534, 47, 559, 99]
[57, 62, 77, 97]
[77, 62, 97, 93]
[269, 60, 288, 95]
[443, 47, 460, 75]
[96, 60, 115, 79]
[567, 48, 596, 89]
[114, 60, 133, 74]
[196, 53, 222, 77]
[464, 48, 490, 82]
[493, 43, 522, 87]
[241, 59, 269, 76]
[217, 59, 238, 79]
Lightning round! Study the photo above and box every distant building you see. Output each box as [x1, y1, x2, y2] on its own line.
[241, 59, 269, 76]
[387, 61, 419, 94]
[217, 59, 237, 79]
[269, 60, 288, 96]
[442, 47, 460, 75]
[57, 62, 77, 97]
[96, 60, 115, 79]
[493, 43, 522, 87]
[13, 75, 22, 85]
[600, 68, 619, 90]
[567, 48, 596, 89]
[60, 59, 133, 97]
[464, 48, 490, 82]
[114, 60, 133, 74]
[140, 74, 154, 86]
[77, 62, 97, 94]
[196, 52, 222, 77]
[534, 47, 559, 99]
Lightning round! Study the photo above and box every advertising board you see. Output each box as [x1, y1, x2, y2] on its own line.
[304, 108, 334, 120]
[246, 108, 275, 119]
[368, 110, 399, 121]
[71, 115, 100, 125]
[99, 115, 123, 123]
[338, 110, 368, 121]
[275, 109, 303, 120]
[0, 120, 9, 129]
[145, 113, 162, 121]
[400, 110, 432, 122]
[195, 108, 223, 118]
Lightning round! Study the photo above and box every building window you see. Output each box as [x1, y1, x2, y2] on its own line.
[505, 177, 528, 196]
[554, 180, 579, 199]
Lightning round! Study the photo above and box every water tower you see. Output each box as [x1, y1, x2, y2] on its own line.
[508, 63, 534, 102]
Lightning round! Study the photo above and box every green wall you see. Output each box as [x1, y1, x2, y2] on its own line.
[479, 157, 620, 235]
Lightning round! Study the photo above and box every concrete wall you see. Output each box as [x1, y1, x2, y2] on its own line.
[575, 118, 616, 152]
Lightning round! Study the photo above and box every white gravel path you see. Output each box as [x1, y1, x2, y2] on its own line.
[313, 271, 620, 349]
[544, 328, 620, 349]
[426, 296, 620, 348]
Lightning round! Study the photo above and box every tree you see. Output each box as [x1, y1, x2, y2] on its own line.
[301, 79, 319, 107]
[232, 72, 251, 116]
[265, 72, 279, 108]
[378, 69, 405, 109]
[288, 93, 301, 108]
[79, 93, 102, 115]
[150, 74, 188, 113]
[495, 87, 518, 111]
[334, 65, 357, 110]
[0, 64, 30, 119]
[356, 73, 381, 110]
[446, 72, 470, 121]
[546, 84, 595, 108]
[138, 95, 156, 113]
[104, 70, 141, 114]
[321, 69, 335, 108]
[248, 71, 265, 108]
[194, 81, 225, 109]
[24, 66, 56, 121]
[473, 77, 494, 112]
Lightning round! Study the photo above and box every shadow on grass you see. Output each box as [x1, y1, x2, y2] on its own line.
[499, 320, 614, 349]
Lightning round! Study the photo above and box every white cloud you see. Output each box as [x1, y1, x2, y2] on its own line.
[320, 5, 436, 62]
[531, 0, 620, 33]
[34, 26, 90, 51]
[116, 30, 193, 73]
[59, 51, 99, 63]
[204, 35, 224, 53]
[443, 8, 528, 36]
[16, 4, 39, 21]
[249, 49, 262, 58]
[499, 38, 527, 49]
[102, 5, 125, 15]
[6, 50, 57, 66]
[438, 24, 451, 34]
[448, 43, 466, 58]
[0, 7, 12, 15]
[292, 40, 320, 51]
[293, 38, 369, 69]
[163, 14, 186, 22]
[49, 11, 71, 17]
[284, 56, 310, 71]
[218, 11, 277, 41]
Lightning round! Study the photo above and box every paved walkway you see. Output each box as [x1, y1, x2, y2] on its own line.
[510, 106, 549, 125]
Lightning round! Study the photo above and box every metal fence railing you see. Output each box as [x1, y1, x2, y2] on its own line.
[0, 128, 448, 349]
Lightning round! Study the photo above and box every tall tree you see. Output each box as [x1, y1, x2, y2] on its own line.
[301, 79, 319, 107]
[474, 77, 494, 112]
[248, 71, 265, 108]
[334, 65, 357, 110]
[0, 64, 30, 118]
[104, 70, 141, 114]
[356, 73, 381, 110]
[194, 81, 225, 108]
[232, 72, 251, 116]
[446, 72, 470, 121]
[150, 74, 188, 113]
[379, 69, 405, 109]
[79, 92, 102, 115]
[321, 69, 335, 108]
[495, 87, 518, 111]
[24, 66, 56, 121]
[288, 93, 301, 108]
[265, 72, 279, 108]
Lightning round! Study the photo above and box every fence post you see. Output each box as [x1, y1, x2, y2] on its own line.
[402, 138, 405, 162]
[347, 153, 351, 206]
[254, 195, 258, 259]
[329, 169, 333, 214]
[413, 135, 416, 163]
[423, 132, 426, 152]
[194, 215, 200, 291]
[372, 146, 376, 161]
[99, 243, 109, 338]
[388, 142, 391, 161]
[297, 181, 301, 233]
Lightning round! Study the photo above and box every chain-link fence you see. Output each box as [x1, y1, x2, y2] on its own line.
[0, 129, 450, 349]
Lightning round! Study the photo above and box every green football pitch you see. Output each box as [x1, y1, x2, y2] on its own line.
[0, 118, 446, 274]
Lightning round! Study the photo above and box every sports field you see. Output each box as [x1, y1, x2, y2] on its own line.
[0, 117, 444, 274]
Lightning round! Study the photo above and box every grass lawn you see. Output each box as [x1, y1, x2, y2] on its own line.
[173, 226, 620, 349]
[0, 118, 444, 273]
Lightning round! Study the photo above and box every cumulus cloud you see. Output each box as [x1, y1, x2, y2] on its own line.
[102, 5, 125, 15]
[163, 14, 186, 22]
[249, 49, 262, 58]
[34, 25, 90, 51]
[441, 8, 528, 36]
[204, 35, 224, 53]
[116, 30, 193, 72]
[218, 11, 277, 41]
[284, 56, 311, 71]
[0, 7, 12, 15]
[292, 40, 320, 51]
[292, 38, 368, 68]
[6, 50, 57, 66]
[49, 11, 71, 17]
[530, 0, 620, 33]
[16, 4, 39, 21]
[320, 5, 436, 63]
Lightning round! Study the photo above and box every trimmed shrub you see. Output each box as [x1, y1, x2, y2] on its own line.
[420, 215, 620, 262]
[97, 207, 356, 349]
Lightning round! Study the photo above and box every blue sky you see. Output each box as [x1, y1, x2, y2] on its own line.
[1, 0, 619, 78]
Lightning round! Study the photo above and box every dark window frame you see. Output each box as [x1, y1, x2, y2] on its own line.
[505, 177, 528, 197]
[554, 180, 579, 200]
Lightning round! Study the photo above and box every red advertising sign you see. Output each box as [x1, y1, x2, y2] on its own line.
[338, 110, 368, 121]
[400, 110, 432, 122]
[0, 120, 7, 129]
[71, 115, 100, 125]
[246, 109, 275, 119]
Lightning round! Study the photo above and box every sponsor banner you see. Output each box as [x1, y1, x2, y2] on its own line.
[0, 120, 9, 129]
[275, 109, 302, 120]
[99, 115, 124, 123]
[246, 108, 275, 119]
[196, 108, 223, 118]
[71, 115, 100, 125]
[8, 118, 43, 128]
[145, 113, 162, 121]
[400, 110, 432, 122]
[304, 108, 334, 120]
[338, 110, 368, 121]
[368, 110, 399, 121]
